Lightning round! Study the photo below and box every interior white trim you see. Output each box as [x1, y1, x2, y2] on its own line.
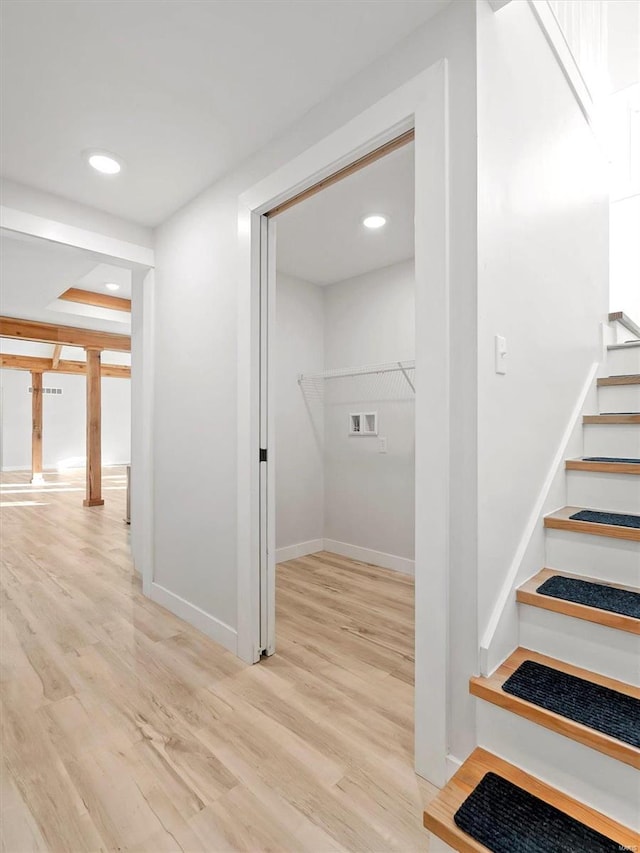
[237, 59, 450, 788]
[445, 753, 463, 780]
[132, 268, 155, 596]
[0, 205, 154, 268]
[479, 360, 600, 675]
[0, 462, 130, 473]
[323, 539, 414, 576]
[149, 582, 237, 654]
[527, 0, 594, 126]
[275, 539, 324, 563]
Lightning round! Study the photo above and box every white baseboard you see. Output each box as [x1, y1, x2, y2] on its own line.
[445, 753, 463, 780]
[276, 537, 414, 575]
[276, 539, 324, 563]
[323, 538, 414, 576]
[149, 582, 237, 655]
[1, 462, 130, 473]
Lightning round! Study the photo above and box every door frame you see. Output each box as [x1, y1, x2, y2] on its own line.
[0, 205, 156, 594]
[236, 59, 451, 787]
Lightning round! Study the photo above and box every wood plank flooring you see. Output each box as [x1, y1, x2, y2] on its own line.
[1, 467, 434, 852]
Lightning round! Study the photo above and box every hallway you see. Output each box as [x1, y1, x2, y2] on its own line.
[0, 470, 434, 852]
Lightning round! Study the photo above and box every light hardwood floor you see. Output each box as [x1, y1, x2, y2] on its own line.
[1, 467, 436, 852]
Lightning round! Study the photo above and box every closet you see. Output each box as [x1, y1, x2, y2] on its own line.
[273, 142, 416, 580]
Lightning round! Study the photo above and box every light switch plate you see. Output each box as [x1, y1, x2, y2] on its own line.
[495, 335, 507, 374]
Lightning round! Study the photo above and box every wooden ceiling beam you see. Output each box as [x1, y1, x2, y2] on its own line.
[0, 316, 130, 351]
[59, 287, 131, 313]
[0, 353, 130, 379]
[52, 344, 62, 369]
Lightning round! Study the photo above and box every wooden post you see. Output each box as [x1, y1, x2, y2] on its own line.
[31, 371, 44, 484]
[83, 348, 104, 507]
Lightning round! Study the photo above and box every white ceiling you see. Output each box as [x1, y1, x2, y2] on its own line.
[0, 230, 132, 333]
[0, 0, 449, 226]
[276, 142, 414, 285]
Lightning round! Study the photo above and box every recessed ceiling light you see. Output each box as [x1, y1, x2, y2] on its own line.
[86, 150, 122, 175]
[105, 282, 120, 291]
[363, 215, 387, 229]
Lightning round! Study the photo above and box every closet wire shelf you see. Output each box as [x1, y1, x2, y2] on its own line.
[298, 360, 415, 401]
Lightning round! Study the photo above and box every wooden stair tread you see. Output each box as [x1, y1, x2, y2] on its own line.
[469, 648, 640, 769]
[566, 458, 640, 474]
[517, 568, 640, 634]
[544, 506, 640, 542]
[583, 414, 640, 424]
[423, 747, 638, 852]
[597, 374, 640, 386]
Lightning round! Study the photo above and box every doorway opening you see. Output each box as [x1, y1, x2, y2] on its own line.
[0, 217, 155, 591]
[264, 139, 416, 702]
[238, 62, 451, 787]
[0, 229, 133, 503]
[252, 135, 423, 818]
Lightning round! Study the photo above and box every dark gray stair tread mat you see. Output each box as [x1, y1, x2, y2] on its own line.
[453, 772, 620, 853]
[537, 575, 640, 620]
[569, 509, 640, 529]
[502, 660, 640, 748]
[582, 456, 640, 464]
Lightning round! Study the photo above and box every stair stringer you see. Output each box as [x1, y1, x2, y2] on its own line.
[479, 362, 599, 676]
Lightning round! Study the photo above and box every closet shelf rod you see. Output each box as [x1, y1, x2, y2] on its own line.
[298, 360, 415, 388]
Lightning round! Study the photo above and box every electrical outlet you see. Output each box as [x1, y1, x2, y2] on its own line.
[378, 437, 388, 453]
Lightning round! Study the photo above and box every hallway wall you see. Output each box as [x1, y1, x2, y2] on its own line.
[610, 194, 640, 322]
[476, 0, 610, 665]
[153, 0, 478, 760]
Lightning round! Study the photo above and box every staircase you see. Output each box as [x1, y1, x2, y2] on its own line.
[424, 334, 640, 851]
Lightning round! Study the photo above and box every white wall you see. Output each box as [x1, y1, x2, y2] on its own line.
[276, 261, 415, 564]
[155, 2, 475, 640]
[610, 195, 640, 323]
[476, 0, 610, 666]
[275, 273, 324, 551]
[153, 0, 477, 759]
[0, 369, 131, 471]
[323, 260, 415, 561]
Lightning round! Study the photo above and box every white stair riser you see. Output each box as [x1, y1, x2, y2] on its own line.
[607, 347, 640, 375]
[598, 384, 640, 414]
[518, 605, 640, 686]
[477, 703, 640, 829]
[545, 529, 640, 587]
[582, 424, 640, 458]
[566, 470, 640, 514]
